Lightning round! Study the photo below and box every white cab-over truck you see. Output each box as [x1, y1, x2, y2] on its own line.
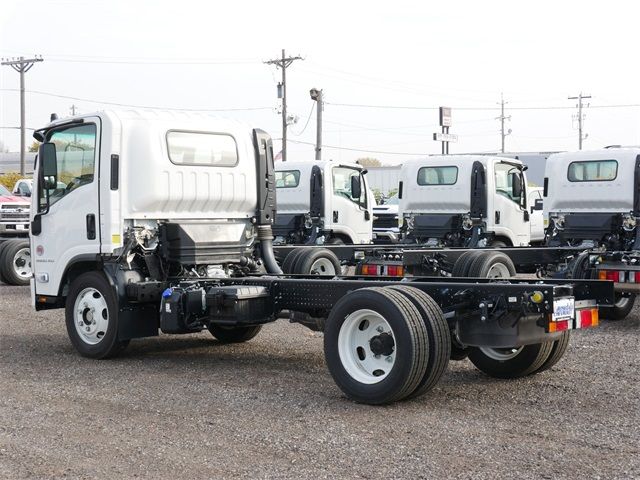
[28, 110, 610, 404]
[274, 160, 373, 245]
[398, 155, 544, 247]
[544, 146, 640, 319]
[0, 183, 31, 285]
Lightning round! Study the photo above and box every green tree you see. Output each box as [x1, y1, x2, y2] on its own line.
[28, 140, 40, 152]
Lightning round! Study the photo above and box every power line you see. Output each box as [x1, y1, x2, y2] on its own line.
[0, 51, 260, 65]
[289, 102, 315, 136]
[325, 101, 640, 111]
[287, 139, 424, 156]
[0, 88, 272, 112]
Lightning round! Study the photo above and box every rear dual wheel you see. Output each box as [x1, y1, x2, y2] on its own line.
[282, 248, 341, 276]
[324, 286, 449, 404]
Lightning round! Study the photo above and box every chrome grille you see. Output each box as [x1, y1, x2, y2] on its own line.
[0, 205, 30, 223]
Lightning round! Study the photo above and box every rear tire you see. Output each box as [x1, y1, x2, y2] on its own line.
[536, 331, 570, 373]
[324, 287, 429, 404]
[326, 237, 345, 245]
[282, 247, 307, 274]
[387, 285, 450, 399]
[0, 240, 31, 286]
[295, 248, 341, 276]
[451, 250, 483, 277]
[489, 240, 508, 248]
[208, 324, 262, 343]
[467, 251, 516, 279]
[600, 293, 636, 321]
[468, 342, 554, 379]
[65, 271, 129, 359]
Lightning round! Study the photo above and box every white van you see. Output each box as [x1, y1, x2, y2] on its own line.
[398, 155, 544, 247]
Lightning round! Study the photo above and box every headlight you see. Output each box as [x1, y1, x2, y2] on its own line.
[622, 213, 637, 232]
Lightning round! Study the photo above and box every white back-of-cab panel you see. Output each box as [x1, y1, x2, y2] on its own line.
[544, 148, 640, 214]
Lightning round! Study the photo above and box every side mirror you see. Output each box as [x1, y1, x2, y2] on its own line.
[533, 198, 543, 211]
[351, 175, 362, 200]
[39, 142, 58, 188]
[511, 172, 522, 198]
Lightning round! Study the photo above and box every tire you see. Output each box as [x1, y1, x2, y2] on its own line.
[0, 240, 32, 286]
[600, 293, 636, 321]
[324, 287, 429, 404]
[65, 271, 129, 359]
[467, 251, 516, 279]
[294, 248, 341, 276]
[326, 237, 345, 245]
[451, 250, 484, 277]
[387, 285, 450, 399]
[0, 240, 9, 284]
[489, 240, 508, 248]
[208, 324, 262, 343]
[282, 247, 307, 274]
[536, 331, 570, 373]
[450, 344, 470, 361]
[468, 342, 554, 379]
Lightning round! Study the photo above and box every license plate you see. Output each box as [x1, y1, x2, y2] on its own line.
[553, 297, 575, 321]
[16, 224, 26, 230]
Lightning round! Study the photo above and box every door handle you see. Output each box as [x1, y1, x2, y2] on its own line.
[495, 211, 500, 224]
[86, 214, 96, 240]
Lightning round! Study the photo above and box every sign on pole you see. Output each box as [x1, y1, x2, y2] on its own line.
[439, 107, 452, 127]
[433, 133, 458, 143]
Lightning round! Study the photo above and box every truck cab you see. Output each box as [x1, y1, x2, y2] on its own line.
[398, 155, 543, 247]
[372, 193, 400, 243]
[274, 160, 373, 244]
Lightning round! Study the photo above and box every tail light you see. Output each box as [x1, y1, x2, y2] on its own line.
[359, 264, 404, 277]
[598, 269, 638, 283]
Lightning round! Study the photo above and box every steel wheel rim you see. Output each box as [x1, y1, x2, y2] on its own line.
[337, 309, 396, 384]
[479, 346, 524, 361]
[615, 293, 632, 309]
[487, 263, 511, 278]
[73, 287, 109, 345]
[309, 257, 337, 275]
[12, 247, 32, 279]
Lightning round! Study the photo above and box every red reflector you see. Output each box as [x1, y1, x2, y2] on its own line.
[606, 271, 617, 281]
[555, 320, 569, 331]
[578, 308, 599, 328]
[361, 264, 378, 276]
[386, 265, 404, 277]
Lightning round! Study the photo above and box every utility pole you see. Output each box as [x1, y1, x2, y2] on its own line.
[568, 92, 591, 150]
[496, 92, 512, 153]
[264, 49, 303, 162]
[1, 56, 43, 176]
[310, 88, 323, 160]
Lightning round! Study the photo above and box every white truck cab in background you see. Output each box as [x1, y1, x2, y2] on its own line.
[274, 160, 373, 244]
[398, 155, 544, 247]
[544, 147, 640, 320]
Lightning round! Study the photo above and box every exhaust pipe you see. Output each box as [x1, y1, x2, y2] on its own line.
[257, 225, 282, 274]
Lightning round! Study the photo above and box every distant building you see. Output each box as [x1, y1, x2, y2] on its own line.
[0, 152, 36, 175]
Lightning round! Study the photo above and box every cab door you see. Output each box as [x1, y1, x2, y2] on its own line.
[327, 166, 371, 243]
[31, 119, 102, 299]
[528, 188, 545, 242]
[491, 161, 530, 246]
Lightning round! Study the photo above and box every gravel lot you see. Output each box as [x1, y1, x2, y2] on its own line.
[1, 283, 639, 480]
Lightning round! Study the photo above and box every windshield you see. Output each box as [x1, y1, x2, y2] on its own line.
[0, 184, 11, 196]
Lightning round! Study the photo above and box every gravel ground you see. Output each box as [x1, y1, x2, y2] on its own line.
[1, 284, 639, 480]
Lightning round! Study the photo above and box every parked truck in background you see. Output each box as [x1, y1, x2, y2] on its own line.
[274, 160, 373, 245]
[544, 146, 640, 319]
[26, 109, 610, 404]
[0, 183, 31, 285]
[398, 155, 544, 247]
[372, 193, 400, 243]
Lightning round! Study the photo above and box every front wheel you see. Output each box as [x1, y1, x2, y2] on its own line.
[0, 240, 31, 286]
[65, 271, 129, 359]
[468, 342, 554, 379]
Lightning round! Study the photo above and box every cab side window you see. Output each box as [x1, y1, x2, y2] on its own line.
[332, 167, 367, 208]
[494, 162, 524, 207]
[45, 124, 97, 207]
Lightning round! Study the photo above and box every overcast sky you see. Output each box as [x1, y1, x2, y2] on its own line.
[1, 0, 639, 164]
